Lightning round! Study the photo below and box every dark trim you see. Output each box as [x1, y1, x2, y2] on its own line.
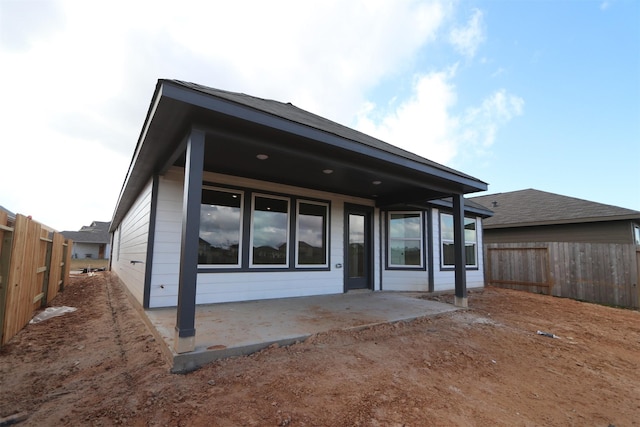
[379, 210, 384, 291]
[452, 194, 467, 299]
[426, 209, 434, 292]
[158, 135, 188, 176]
[197, 182, 332, 272]
[428, 198, 493, 218]
[143, 174, 159, 309]
[175, 129, 205, 339]
[162, 82, 487, 191]
[437, 210, 480, 271]
[383, 210, 427, 271]
[344, 203, 374, 291]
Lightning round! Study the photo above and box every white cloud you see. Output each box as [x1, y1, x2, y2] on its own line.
[355, 71, 523, 166]
[458, 89, 524, 159]
[449, 8, 485, 58]
[0, 0, 521, 230]
[356, 68, 460, 164]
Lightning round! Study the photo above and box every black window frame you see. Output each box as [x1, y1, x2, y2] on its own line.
[385, 210, 426, 270]
[196, 182, 331, 273]
[439, 211, 479, 271]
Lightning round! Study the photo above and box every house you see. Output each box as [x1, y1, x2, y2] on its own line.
[470, 189, 640, 308]
[109, 80, 491, 354]
[61, 221, 111, 259]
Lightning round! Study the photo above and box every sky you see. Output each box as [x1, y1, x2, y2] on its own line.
[1, 0, 638, 232]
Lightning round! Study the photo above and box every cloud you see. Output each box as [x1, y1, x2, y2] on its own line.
[355, 69, 524, 166]
[0, 0, 521, 230]
[458, 89, 524, 159]
[449, 8, 485, 58]
[356, 67, 460, 164]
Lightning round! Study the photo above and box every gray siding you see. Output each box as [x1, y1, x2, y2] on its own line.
[484, 220, 634, 244]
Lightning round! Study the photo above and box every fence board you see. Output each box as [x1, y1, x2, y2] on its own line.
[47, 232, 65, 303]
[486, 242, 639, 309]
[1, 214, 72, 345]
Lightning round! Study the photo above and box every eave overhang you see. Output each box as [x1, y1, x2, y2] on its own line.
[110, 80, 488, 232]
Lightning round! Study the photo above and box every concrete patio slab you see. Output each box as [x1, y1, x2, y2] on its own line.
[143, 291, 460, 372]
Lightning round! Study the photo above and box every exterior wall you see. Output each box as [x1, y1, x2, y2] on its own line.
[432, 208, 485, 291]
[148, 168, 380, 308]
[381, 208, 486, 292]
[114, 168, 486, 308]
[484, 220, 634, 244]
[72, 242, 100, 259]
[110, 178, 153, 305]
[71, 242, 111, 259]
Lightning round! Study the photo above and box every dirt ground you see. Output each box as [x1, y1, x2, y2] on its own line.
[1, 273, 638, 426]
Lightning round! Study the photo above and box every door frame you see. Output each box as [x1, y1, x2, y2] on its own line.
[344, 203, 374, 292]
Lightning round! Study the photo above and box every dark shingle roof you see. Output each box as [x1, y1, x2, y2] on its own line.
[62, 221, 110, 244]
[169, 80, 482, 183]
[469, 189, 640, 228]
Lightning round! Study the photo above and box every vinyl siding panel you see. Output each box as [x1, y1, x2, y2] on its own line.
[148, 168, 375, 308]
[72, 242, 101, 260]
[111, 178, 153, 304]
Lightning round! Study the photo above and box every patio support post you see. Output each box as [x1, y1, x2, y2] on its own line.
[174, 128, 205, 354]
[452, 193, 468, 308]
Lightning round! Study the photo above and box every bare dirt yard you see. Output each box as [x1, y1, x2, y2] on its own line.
[1, 273, 638, 426]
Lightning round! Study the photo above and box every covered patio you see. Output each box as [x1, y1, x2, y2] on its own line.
[141, 291, 459, 372]
[110, 80, 489, 360]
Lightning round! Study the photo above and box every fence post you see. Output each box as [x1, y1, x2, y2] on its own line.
[40, 231, 54, 307]
[0, 211, 13, 345]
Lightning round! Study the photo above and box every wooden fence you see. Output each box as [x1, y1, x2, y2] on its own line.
[0, 212, 73, 345]
[485, 242, 640, 309]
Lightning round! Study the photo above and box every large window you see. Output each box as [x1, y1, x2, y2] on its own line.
[296, 201, 329, 267]
[388, 212, 423, 268]
[251, 195, 289, 267]
[199, 187, 243, 267]
[440, 213, 477, 268]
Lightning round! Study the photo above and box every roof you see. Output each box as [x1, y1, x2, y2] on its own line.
[62, 221, 111, 244]
[175, 81, 480, 182]
[469, 189, 640, 228]
[111, 80, 488, 232]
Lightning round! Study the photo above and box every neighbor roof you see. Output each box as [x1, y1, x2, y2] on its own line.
[469, 189, 640, 228]
[111, 79, 488, 231]
[62, 221, 111, 244]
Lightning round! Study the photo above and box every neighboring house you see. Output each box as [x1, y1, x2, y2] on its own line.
[470, 189, 640, 308]
[0, 205, 16, 224]
[62, 221, 111, 259]
[109, 80, 491, 354]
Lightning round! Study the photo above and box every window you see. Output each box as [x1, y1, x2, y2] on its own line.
[296, 201, 329, 267]
[251, 195, 289, 267]
[388, 212, 423, 267]
[440, 213, 477, 268]
[199, 187, 243, 267]
[634, 225, 640, 245]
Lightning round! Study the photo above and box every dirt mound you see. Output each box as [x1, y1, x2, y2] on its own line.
[1, 273, 638, 426]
